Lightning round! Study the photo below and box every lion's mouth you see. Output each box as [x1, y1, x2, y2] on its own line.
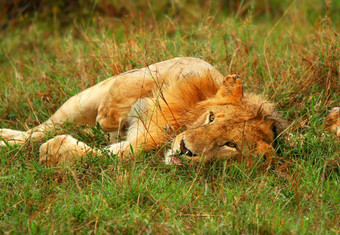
[180, 139, 197, 157]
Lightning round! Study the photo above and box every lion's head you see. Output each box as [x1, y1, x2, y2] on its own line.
[163, 75, 286, 165]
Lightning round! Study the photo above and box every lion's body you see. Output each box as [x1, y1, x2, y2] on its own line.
[0, 57, 286, 166]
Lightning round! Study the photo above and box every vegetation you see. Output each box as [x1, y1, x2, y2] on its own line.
[0, 0, 339, 233]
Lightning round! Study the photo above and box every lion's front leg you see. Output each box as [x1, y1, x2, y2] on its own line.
[39, 135, 98, 166]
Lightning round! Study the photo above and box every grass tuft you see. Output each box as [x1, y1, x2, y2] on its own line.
[0, 0, 339, 233]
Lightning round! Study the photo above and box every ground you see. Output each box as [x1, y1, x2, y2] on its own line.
[0, 0, 339, 233]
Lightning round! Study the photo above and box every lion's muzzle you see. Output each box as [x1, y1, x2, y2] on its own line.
[180, 139, 197, 157]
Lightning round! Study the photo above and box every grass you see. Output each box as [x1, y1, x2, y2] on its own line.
[0, 0, 339, 233]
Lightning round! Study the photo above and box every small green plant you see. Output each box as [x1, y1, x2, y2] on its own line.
[0, 0, 339, 233]
[71, 205, 87, 223]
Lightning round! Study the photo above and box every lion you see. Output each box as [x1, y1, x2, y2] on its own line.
[0, 57, 288, 166]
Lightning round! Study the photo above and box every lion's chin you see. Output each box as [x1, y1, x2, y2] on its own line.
[164, 135, 184, 165]
[164, 150, 183, 165]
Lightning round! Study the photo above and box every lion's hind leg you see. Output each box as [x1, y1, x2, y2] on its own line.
[0, 129, 26, 146]
[0, 128, 46, 146]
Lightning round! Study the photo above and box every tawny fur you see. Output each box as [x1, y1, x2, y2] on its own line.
[0, 57, 289, 166]
[325, 107, 340, 137]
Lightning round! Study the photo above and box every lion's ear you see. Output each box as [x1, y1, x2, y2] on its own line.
[217, 74, 243, 103]
[264, 115, 288, 135]
[251, 110, 287, 136]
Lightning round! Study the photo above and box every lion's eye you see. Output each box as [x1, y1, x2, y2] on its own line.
[224, 142, 237, 148]
[209, 112, 215, 123]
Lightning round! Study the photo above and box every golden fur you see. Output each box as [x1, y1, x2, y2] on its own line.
[0, 57, 287, 166]
[325, 107, 340, 137]
[152, 74, 286, 165]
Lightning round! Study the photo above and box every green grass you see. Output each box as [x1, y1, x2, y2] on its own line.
[0, 0, 339, 233]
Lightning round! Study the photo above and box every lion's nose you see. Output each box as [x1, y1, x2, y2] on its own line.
[180, 139, 197, 157]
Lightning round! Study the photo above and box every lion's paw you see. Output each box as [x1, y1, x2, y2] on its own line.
[325, 107, 340, 137]
[224, 74, 240, 82]
[221, 74, 243, 102]
[39, 135, 93, 166]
